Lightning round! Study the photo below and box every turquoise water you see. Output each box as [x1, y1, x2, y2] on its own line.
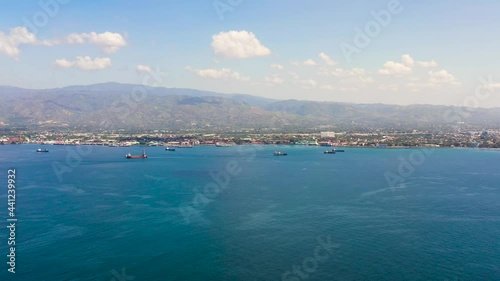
[0, 145, 499, 280]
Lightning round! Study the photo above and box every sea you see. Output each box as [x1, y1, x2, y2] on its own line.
[0, 144, 499, 281]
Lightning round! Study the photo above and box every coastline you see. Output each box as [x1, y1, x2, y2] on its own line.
[5, 143, 500, 151]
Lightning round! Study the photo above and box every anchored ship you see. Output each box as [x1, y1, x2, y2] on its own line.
[126, 149, 148, 159]
[324, 148, 345, 154]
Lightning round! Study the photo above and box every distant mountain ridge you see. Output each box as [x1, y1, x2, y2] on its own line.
[0, 82, 278, 107]
[0, 83, 499, 131]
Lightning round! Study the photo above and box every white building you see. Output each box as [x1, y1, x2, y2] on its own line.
[320, 131, 336, 138]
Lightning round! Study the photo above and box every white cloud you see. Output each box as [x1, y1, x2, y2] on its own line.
[265, 76, 284, 85]
[0, 27, 127, 59]
[417, 60, 438, 68]
[88, 32, 127, 53]
[297, 79, 317, 88]
[211, 30, 271, 58]
[75, 56, 112, 70]
[327, 68, 366, 77]
[186, 66, 250, 81]
[65, 31, 127, 53]
[317, 68, 328, 76]
[53, 56, 112, 70]
[359, 76, 374, 83]
[406, 82, 420, 92]
[487, 83, 500, 89]
[378, 61, 412, 75]
[65, 33, 86, 44]
[0, 27, 41, 58]
[340, 87, 359, 92]
[429, 70, 459, 85]
[270, 64, 284, 70]
[136, 64, 152, 74]
[293, 53, 336, 67]
[401, 54, 414, 67]
[291, 59, 317, 66]
[53, 58, 73, 68]
[303, 59, 317, 66]
[317, 67, 372, 86]
[379, 54, 438, 75]
[319, 52, 337, 66]
[288, 71, 300, 80]
[321, 84, 335, 91]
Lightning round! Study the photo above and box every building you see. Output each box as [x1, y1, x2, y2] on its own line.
[320, 131, 336, 138]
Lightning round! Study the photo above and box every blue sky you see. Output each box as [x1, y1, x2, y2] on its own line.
[1, 0, 500, 106]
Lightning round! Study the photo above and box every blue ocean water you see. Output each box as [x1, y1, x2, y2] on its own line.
[0, 145, 499, 280]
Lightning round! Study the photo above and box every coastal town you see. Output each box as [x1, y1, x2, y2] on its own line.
[1, 129, 499, 149]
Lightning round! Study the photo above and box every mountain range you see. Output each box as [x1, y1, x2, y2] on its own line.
[1, 82, 499, 132]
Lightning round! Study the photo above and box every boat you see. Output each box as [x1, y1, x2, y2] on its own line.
[125, 149, 148, 159]
[324, 150, 335, 154]
[333, 148, 345, 152]
[273, 151, 287, 156]
[36, 148, 49, 152]
[165, 147, 176, 151]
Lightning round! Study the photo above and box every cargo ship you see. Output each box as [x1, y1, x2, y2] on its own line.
[125, 149, 147, 159]
[325, 148, 345, 154]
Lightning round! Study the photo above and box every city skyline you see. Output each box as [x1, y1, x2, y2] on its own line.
[1, 0, 500, 107]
